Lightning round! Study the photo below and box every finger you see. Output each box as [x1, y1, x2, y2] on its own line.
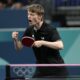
[12, 32, 18, 39]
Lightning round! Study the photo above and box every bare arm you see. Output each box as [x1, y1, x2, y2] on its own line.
[33, 40, 64, 50]
[12, 32, 23, 51]
[42, 40, 64, 50]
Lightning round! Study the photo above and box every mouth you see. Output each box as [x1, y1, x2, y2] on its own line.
[28, 20, 33, 26]
[29, 20, 32, 23]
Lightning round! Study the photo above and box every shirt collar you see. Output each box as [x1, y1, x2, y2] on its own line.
[36, 22, 46, 32]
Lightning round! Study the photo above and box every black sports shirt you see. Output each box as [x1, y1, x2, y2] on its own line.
[23, 22, 64, 64]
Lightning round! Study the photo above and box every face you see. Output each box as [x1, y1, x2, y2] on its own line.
[28, 11, 42, 26]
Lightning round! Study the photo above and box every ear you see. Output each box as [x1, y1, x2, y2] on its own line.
[38, 15, 43, 21]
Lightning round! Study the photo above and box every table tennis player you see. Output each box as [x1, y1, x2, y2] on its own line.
[12, 4, 68, 78]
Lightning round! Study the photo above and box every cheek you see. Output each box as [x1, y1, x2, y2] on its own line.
[32, 15, 39, 23]
[32, 18, 38, 23]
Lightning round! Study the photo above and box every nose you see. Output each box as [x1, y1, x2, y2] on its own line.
[28, 14, 31, 19]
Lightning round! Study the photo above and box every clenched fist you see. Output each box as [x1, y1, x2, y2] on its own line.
[12, 31, 19, 40]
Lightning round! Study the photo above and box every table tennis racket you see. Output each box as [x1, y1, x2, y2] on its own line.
[21, 36, 35, 47]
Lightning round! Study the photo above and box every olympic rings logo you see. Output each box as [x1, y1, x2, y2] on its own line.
[13, 66, 36, 78]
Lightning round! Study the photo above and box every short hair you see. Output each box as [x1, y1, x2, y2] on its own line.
[27, 4, 44, 16]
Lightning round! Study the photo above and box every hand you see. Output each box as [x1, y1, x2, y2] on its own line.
[32, 40, 44, 48]
[12, 31, 19, 40]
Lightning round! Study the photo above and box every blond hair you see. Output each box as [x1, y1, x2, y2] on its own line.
[27, 4, 44, 16]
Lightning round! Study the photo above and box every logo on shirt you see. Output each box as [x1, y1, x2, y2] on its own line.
[41, 37, 45, 40]
[32, 34, 34, 38]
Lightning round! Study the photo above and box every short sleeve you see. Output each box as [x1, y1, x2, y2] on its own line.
[51, 28, 61, 41]
[22, 27, 33, 37]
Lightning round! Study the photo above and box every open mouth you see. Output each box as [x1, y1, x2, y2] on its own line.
[28, 20, 33, 26]
[29, 20, 32, 23]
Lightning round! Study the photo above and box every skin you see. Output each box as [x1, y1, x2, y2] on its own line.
[12, 11, 64, 50]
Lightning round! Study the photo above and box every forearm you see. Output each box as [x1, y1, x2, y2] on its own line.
[42, 40, 64, 50]
[14, 39, 23, 50]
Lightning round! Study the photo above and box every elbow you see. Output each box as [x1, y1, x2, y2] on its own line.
[16, 47, 22, 51]
[57, 41, 64, 50]
[15, 45, 23, 51]
[15, 47, 21, 51]
[15, 47, 23, 52]
[59, 44, 64, 50]
[59, 42, 64, 50]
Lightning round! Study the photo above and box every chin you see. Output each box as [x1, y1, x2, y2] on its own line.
[29, 22, 32, 26]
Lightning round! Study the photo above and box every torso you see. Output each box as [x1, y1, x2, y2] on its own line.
[23, 22, 64, 64]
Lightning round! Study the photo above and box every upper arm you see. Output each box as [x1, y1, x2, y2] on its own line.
[51, 28, 61, 42]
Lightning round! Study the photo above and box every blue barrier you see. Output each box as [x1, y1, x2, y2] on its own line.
[0, 9, 28, 28]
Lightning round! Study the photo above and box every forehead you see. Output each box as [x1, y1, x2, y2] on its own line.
[28, 11, 38, 15]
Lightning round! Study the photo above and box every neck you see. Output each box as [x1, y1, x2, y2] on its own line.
[35, 21, 43, 30]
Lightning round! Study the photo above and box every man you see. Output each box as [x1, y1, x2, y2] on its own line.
[25, 0, 55, 24]
[12, 4, 68, 78]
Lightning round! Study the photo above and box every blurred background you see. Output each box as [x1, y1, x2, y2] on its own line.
[0, 0, 80, 64]
[0, 0, 80, 79]
[1, 0, 80, 27]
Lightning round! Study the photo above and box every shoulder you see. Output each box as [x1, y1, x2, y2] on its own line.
[23, 26, 34, 37]
[25, 26, 33, 32]
[43, 22, 56, 32]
